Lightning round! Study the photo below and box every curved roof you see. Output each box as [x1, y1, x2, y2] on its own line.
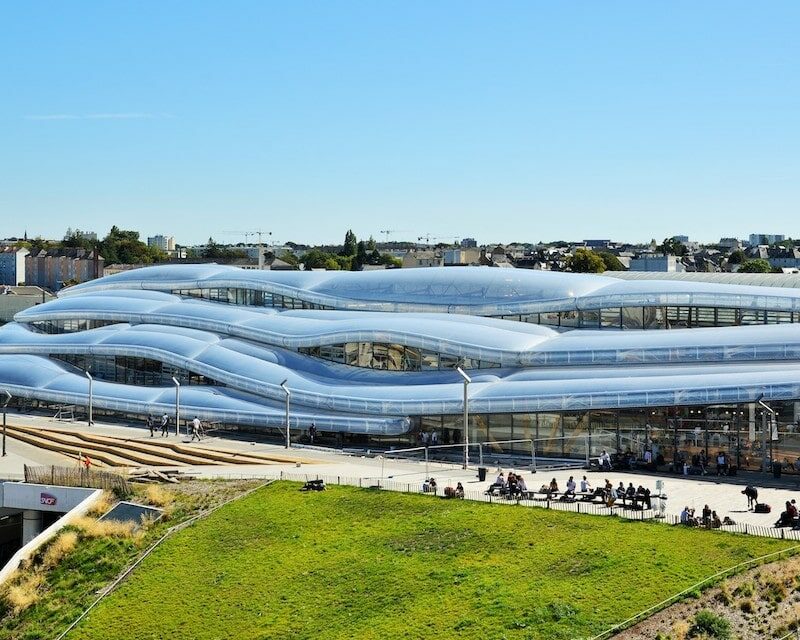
[60, 264, 800, 315]
[3, 264, 800, 431]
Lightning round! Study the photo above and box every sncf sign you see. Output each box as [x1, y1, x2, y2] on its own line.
[40, 493, 57, 506]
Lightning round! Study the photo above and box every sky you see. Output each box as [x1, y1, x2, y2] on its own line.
[1, 1, 799, 247]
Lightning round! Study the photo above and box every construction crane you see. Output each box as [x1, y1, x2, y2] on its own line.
[417, 234, 461, 246]
[220, 230, 272, 268]
[380, 229, 409, 243]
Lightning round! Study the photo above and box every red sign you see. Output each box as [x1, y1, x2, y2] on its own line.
[40, 493, 57, 506]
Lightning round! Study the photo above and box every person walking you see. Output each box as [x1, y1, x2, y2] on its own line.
[309, 422, 317, 444]
[191, 416, 201, 441]
[147, 415, 155, 438]
[160, 412, 169, 437]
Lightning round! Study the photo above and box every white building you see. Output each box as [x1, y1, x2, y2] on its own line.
[147, 235, 176, 252]
[0, 247, 29, 285]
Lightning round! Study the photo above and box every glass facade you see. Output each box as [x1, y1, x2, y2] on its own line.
[50, 354, 219, 387]
[499, 306, 800, 329]
[406, 401, 800, 474]
[172, 287, 334, 310]
[298, 343, 500, 371]
[31, 319, 118, 334]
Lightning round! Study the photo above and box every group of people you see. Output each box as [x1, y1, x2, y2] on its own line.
[146, 413, 171, 437]
[682, 449, 730, 476]
[680, 504, 726, 528]
[144, 414, 206, 441]
[487, 471, 529, 496]
[424, 477, 465, 499]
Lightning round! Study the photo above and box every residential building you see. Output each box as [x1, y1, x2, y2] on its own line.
[749, 234, 785, 246]
[0, 247, 29, 285]
[25, 249, 104, 291]
[628, 255, 685, 272]
[460, 238, 477, 248]
[147, 235, 176, 252]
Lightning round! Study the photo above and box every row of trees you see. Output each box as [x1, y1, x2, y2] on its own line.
[25, 227, 169, 264]
[293, 230, 401, 270]
[565, 248, 625, 273]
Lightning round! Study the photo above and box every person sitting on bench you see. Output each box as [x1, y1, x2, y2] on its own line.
[455, 482, 465, 499]
[599, 450, 612, 471]
[546, 478, 559, 499]
[516, 474, 528, 495]
[580, 476, 592, 494]
[488, 472, 505, 493]
[565, 476, 577, 497]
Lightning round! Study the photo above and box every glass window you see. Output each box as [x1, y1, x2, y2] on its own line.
[695, 307, 717, 327]
[622, 307, 644, 330]
[560, 311, 580, 328]
[580, 310, 600, 329]
[600, 308, 622, 329]
[740, 310, 765, 325]
[539, 311, 560, 327]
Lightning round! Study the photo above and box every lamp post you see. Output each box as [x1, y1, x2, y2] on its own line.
[757, 395, 776, 473]
[172, 377, 181, 437]
[456, 367, 471, 470]
[280, 380, 291, 449]
[84, 371, 93, 426]
[2, 390, 11, 457]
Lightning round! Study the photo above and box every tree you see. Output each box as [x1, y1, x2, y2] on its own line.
[566, 248, 606, 273]
[356, 240, 369, 268]
[738, 258, 772, 273]
[658, 237, 688, 257]
[342, 230, 357, 257]
[727, 249, 745, 265]
[597, 252, 625, 271]
[366, 235, 377, 251]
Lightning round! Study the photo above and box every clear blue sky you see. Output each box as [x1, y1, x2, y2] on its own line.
[1, 1, 798, 246]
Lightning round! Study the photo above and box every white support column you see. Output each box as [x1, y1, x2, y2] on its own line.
[748, 403, 756, 441]
[21, 510, 42, 545]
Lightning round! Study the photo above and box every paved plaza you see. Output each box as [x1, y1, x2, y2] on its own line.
[2, 412, 800, 532]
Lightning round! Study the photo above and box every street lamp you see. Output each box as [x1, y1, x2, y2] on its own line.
[456, 367, 472, 470]
[280, 380, 291, 449]
[2, 390, 11, 457]
[757, 394, 776, 472]
[84, 371, 93, 426]
[172, 377, 181, 437]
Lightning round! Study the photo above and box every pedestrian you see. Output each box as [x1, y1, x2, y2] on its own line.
[147, 415, 155, 437]
[160, 412, 169, 437]
[191, 416, 201, 441]
[309, 422, 317, 444]
[742, 485, 758, 510]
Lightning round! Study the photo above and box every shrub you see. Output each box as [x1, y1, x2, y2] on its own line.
[145, 485, 174, 508]
[86, 491, 115, 517]
[41, 531, 79, 568]
[72, 516, 135, 539]
[688, 610, 731, 639]
[734, 582, 754, 598]
[715, 584, 733, 605]
[4, 572, 45, 614]
[762, 578, 788, 604]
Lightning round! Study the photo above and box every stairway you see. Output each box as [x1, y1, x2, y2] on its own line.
[4, 423, 303, 468]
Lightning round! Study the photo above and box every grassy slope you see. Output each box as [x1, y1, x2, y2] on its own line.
[0, 480, 262, 640]
[74, 483, 791, 640]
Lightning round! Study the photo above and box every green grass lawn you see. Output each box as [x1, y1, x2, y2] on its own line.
[72, 483, 793, 640]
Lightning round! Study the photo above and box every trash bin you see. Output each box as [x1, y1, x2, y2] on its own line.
[773, 460, 782, 479]
[477, 467, 487, 482]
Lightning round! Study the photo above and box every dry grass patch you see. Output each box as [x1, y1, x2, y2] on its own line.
[86, 491, 115, 517]
[3, 572, 45, 614]
[144, 485, 174, 508]
[72, 516, 136, 539]
[42, 531, 79, 569]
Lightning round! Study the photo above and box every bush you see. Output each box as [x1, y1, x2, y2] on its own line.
[3, 572, 44, 614]
[688, 610, 731, 639]
[71, 516, 135, 539]
[87, 491, 115, 517]
[145, 485, 174, 508]
[42, 531, 79, 568]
